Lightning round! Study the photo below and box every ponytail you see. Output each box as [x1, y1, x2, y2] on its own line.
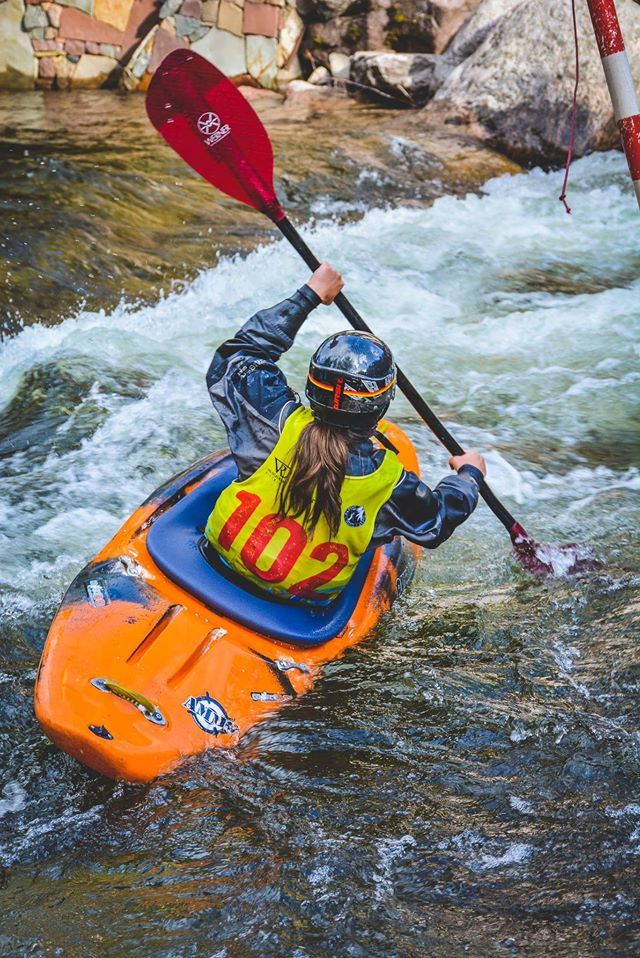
[277, 419, 351, 537]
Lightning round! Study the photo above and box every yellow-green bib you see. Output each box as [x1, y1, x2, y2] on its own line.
[205, 406, 403, 603]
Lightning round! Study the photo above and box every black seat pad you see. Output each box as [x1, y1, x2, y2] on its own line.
[146, 456, 374, 645]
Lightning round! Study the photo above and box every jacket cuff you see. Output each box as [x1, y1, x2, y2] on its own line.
[457, 464, 484, 487]
[299, 284, 322, 310]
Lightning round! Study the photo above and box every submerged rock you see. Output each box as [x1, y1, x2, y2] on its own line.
[351, 50, 440, 106]
[431, 0, 640, 165]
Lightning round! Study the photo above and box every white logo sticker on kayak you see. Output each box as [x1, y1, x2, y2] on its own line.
[183, 693, 237, 735]
[197, 111, 231, 147]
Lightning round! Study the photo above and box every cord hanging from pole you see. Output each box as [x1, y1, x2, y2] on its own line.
[559, 0, 581, 214]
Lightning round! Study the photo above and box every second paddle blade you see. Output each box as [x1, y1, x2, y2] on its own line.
[146, 49, 284, 221]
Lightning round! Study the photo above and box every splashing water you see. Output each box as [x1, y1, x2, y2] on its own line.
[0, 145, 639, 957]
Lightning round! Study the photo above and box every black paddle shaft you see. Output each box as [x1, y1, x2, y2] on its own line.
[276, 216, 518, 534]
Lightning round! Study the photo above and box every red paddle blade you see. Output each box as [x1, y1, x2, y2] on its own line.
[510, 522, 599, 577]
[146, 49, 285, 222]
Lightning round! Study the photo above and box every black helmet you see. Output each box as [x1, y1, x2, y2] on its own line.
[306, 330, 396, 430]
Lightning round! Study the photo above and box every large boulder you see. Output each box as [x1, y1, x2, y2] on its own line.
[351, 50, 440, 105]
[441, 0, 520, 63]
[432, 0, 640, 165]
[0, 0, 36, 89]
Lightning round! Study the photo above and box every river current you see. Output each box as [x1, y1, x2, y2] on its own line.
[0, 96, 639, 956]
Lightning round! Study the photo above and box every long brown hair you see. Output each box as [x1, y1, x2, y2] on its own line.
[277, 419, 353, 537]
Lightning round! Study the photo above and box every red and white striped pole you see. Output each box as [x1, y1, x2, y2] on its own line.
[585, 0, 640, 209]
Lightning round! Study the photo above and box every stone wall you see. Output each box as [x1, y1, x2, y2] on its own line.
[0, 0, 304, 90]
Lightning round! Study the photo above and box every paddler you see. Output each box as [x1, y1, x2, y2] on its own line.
[204, 263, 487, 604]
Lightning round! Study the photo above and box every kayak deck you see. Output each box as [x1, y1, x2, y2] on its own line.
[35, 420, 420, 783]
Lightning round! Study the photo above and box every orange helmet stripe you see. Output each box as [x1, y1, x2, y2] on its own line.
[307, 372, 396, 399]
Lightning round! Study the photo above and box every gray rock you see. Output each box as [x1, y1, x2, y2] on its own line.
[351, 50, 440, 106]
[23, 5, 49, 30]
[1, 0, 36, 89]
[174, 14, 201, 35]
[159, 0, 183, 17]
[442, 0, 521, 63]
[433, 0, 640, 165]
[192, 25, 247, 77]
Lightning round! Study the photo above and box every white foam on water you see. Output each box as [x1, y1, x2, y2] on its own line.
[509, 795, 535, 816]
[0, 150, 638, 605]
[0, 781, 27, 818]
[372, 834, 417, 901]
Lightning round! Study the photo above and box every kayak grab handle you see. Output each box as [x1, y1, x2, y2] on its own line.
[90, 677, 166, 726]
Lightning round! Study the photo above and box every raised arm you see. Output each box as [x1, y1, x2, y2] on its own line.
[206, 264, 343, 479]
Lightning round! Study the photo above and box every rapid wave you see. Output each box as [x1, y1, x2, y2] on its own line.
[0, 150, 638, 608]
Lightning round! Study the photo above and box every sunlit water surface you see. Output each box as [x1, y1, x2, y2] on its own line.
[1, 149, 639, 957]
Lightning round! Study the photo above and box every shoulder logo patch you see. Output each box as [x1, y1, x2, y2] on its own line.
[344, 505, 366, 527]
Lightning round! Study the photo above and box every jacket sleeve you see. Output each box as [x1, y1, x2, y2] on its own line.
[370, 465, 483, 550]
[206, 284, 321, 479]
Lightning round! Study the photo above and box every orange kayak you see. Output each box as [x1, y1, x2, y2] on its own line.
[35, 420, 420, 783]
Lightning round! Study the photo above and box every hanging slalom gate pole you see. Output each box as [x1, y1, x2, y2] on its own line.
[585, 0, 640, 209]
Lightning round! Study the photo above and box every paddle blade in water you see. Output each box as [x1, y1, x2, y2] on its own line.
[510, 522, 599, 577]
[146, 49, 284, 221]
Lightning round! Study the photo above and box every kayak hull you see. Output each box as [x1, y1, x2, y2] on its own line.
[35, 420, 420, 783]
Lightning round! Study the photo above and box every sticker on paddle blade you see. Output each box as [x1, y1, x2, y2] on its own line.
[146, 49, 284, 221]
[183, 692, 237, 735]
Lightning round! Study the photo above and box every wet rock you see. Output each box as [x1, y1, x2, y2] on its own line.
[351, 50, 440, 106]
[432, 0, 640, 165]
[276, 4, 304, 68]
[0, 0, 37, 89]
[54, 50, 75, 87]
[308, 64, 330, 83]
[191, 24, 247, 75]
[38, 53, 57, 78]
[71, 53, 119, 88]
[246, 33, 278, 88]
[328, 49, 350, 78]
[284, 76, 343, 110]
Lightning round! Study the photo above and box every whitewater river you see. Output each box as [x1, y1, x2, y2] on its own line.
[1, 92, 639, 956]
